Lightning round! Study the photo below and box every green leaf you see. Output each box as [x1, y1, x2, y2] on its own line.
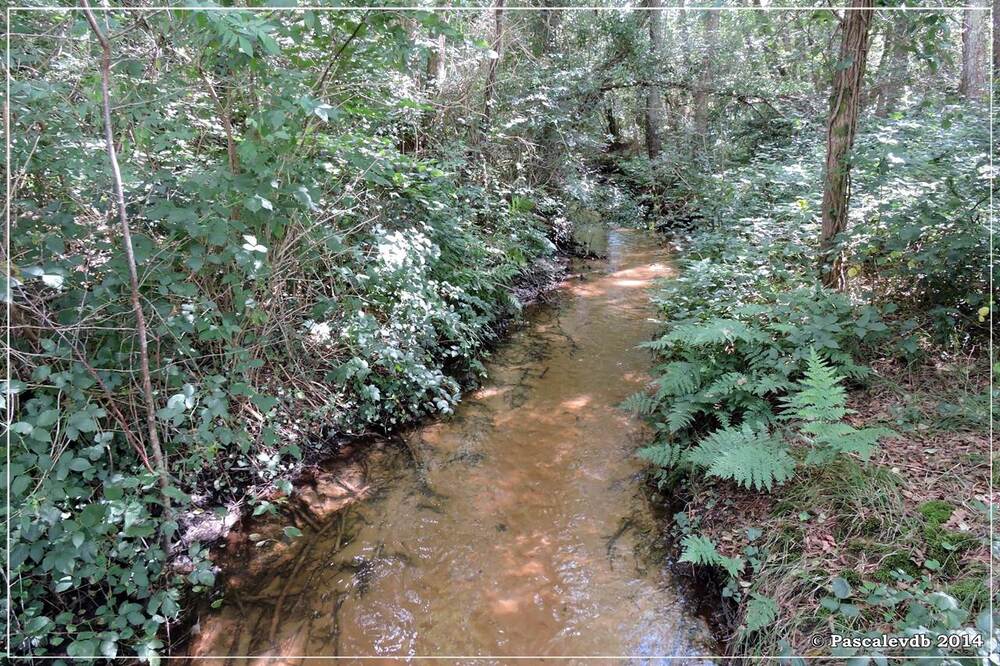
[10, 421, 34, 434]
[11, 475, 31, 495]
[25, 615, 52, 634]
[830, 576, 852, 599]
[68, 458, 92, 472]
[745, 594, 778, 632]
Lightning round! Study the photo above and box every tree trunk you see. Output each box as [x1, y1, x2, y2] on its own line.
[959, 9, 985, 99]
[693, 9, 719, 141]
[534, 0, 562, 56]
[874, 15, 908, 117]
[202, 72, 240, 176]
[644, 0, 664, 159]
[678, 0, 689, 128]
[479, 0, 505, 140]
[534, 0, 563, 185]
[819, 0, 874, 290]
[994, 0, 1000, 77]
[81, 0, 173, 542]
[605, 98, 622, 146]
[428, 33, 446, 89]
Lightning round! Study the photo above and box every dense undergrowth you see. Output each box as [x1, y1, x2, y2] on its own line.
[622, 103, 994, 661]
[5, 9, 583, 659]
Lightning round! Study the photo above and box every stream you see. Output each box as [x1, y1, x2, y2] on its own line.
[186, 229, 717, 662]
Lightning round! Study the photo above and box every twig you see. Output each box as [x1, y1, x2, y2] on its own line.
[80, 0, 173, 543]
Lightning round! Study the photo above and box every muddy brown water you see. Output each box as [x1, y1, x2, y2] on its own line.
[187, 229, 717, 663]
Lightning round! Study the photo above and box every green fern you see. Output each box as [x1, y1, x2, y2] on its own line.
[749, 372, 793, 397]
[781, 349, 893, 463]
[652, 361, 701, 397]
[679, 535, 744, 578]
[801, 421, 893, 461]
[637, 443, 681, 468]
[660, 318, 767, 347]
[620, 391, 659, 416]
[702, 371, 750, 401]
[664, 399, 700, 433]
[780, 349, 847, 422]
[684, 424, 795, 491]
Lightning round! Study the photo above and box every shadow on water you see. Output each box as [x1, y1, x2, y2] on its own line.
[186, 229, 719, 664]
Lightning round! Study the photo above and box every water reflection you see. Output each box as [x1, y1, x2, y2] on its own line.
[187, 229, 717, 663]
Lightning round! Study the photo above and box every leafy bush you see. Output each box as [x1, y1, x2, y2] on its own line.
[5, 9, 563, 659]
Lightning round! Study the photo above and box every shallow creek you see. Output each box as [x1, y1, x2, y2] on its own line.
[187, 229, 717, 663]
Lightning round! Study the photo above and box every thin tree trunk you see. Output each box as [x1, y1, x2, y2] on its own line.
[421, 26, 446, 149]
[693, 8, 719, 140]
[605, 98, 622, 145]
[960, 9, 974, 96]
[678, 0, 689, 129]
[534, 0, 563, 185]
[428, 33, 446, 88]
[874, 15, 908, 117]
[81, 0, 173, 537]
[479, 0, 505, 140]
[819, 0, 874, 290]
[201, 71, 240, 176]
[534, 0, 562, 56]
[994, 0, 1000, 77]
[644, 0, 664, 159]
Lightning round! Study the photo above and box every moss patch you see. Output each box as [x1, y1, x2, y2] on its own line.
[917, 500, 955, 526]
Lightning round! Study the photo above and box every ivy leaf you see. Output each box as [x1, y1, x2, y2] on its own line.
[830, 576, 853, 599]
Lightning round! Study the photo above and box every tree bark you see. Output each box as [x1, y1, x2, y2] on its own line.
[533, 0, 562, 56]
[693, 8, 719, 140]
[605, 98, 622, 145]
[874, 15, 908, 117]
[644, 0, 664, 159]
[819, 0, 874, 290]
[427, 33, 446, 88]
[201, 71, 240, 176]
[534, 0, 563, 186]
[478, 0, 505, 140]
[81, 0, 173, 536]
[959, 9, 986, 99]
[994, 0, 1000, 77]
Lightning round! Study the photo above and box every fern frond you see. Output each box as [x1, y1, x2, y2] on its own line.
[653, 361, 701, 397]
[780, 349, 847, 422]
[684, 425, 795, 491]
[637, 443, 682, 469]
[749, 372, 793, 396]
[661, 318, 767, 347]
[639, 335, 675, 352]
[702, 371, 750, 401]
[679, 535, 744, 578]
[782, 349, 892, 463]
[802, 421, 893, 460]
[664, 399, 699, 433]
[620, 391, 659, 416]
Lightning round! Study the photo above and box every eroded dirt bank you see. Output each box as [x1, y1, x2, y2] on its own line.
[186, 229, 717, 662]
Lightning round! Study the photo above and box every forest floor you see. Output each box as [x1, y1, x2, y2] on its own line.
[664, 349, 991, 658]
